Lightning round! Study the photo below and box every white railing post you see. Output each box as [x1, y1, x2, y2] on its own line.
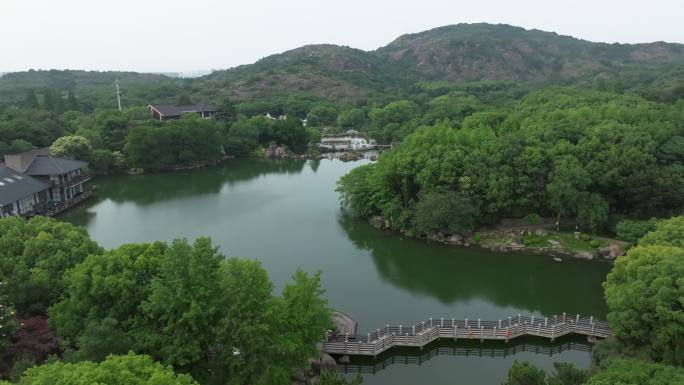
[430, 317, 433, 327]
[399, 325, 403, 335]
[531, 315, 535, 325]
[465, 318, 469, 328]
[508, 316, 512, 327]
[498, 319, 502, 328]
[545, 317, 548, 327]
[441, 317, 444, 327]
[576, 314, 580, 323]
[518, 314, 522, 324]
[477, 319, 481, 328]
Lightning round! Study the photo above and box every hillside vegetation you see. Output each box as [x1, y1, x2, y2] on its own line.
[2, 23, 684, 111]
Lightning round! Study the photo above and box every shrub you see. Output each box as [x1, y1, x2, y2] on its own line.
[589, 239, 601, 248]
[615, 218, 661, 243]
[522, 213, 542, 226]
[580, 233, 593, 242]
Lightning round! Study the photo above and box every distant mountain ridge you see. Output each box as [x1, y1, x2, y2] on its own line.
[1, 23, 684, 106]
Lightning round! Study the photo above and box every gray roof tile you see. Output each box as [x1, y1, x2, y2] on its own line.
[0, 165, 50, 206]
[149, 103, 214, 117]
[23, 156, 87, 176]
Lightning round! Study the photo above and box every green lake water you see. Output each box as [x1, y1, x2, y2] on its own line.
[60, 158, 611, 385]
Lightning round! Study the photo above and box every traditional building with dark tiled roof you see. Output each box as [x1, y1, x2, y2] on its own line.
[0, 165, 50, 218]
[148, 102, 214, 121]
[1, 149, 92, 218]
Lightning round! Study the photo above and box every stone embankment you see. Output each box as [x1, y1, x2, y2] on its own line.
[369, 216, 626, 261]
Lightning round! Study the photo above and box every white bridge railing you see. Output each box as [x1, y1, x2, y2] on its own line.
[322, 313, 611, 356]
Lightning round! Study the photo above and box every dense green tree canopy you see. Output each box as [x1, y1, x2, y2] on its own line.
[638, 216, 684, 248]
[6, 353, 198, 385]
[126, 115, 224, 171]
[502, 360, 546, 385]
[50, 135, 92, 160]
[49, 237, 331, 385]
[585, 359, 684, 385]
[0, 216, 102, 315]
[338, 89, 684, 234]
[0, 284, 17, 351]
[603, 242, 684, 365]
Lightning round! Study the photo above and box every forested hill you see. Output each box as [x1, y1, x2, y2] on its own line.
[193, 23, 684, 101]
[2, 23, 684, 108]
[378, 23, 684, 82]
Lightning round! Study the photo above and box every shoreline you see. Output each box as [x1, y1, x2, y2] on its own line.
[369, 216, 627, 261]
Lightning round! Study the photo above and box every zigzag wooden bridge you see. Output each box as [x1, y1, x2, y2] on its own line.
[322, 313, 611, 357]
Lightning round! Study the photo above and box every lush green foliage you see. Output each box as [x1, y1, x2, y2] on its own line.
[503, 359, 682, 385]
[50, 135, 92, 160]
[126, 115, 224, 171]
[615, 218, 662, 243]
[7, 353, 198, 385]
[413, 188, 477, 234]
[603, 243, 684, 365]
[0, 217, 102, 315]
[338, 89, 684, 234]
[638, 216, 684, 248]
[49, 237, 331, 385]
[0, 284, 17, 350]
[225, 115, 313, 156]
[585, 359, 684, 385]
[502, 360, 546, 385]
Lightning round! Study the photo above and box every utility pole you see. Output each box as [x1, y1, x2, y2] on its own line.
[114, 77, 122, 112]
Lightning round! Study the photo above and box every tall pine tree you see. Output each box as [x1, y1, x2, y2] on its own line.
[67, 90, 80, 111]
[24, 89, 40, 109]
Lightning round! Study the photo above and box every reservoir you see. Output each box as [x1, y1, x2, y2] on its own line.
[61, 158, 611, 385]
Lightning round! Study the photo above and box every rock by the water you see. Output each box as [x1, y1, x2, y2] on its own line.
[370, 216, 389, 230]
[338, 355, 351, 364]
[574, 251, 594, 260]
[553, 257, 562, 262]
[599, 244, 622, 260]
[534, 228, 548, 236]
[321, 353, 337, 371]
[292, 368, 307, 382]
[265, 143, 288, 159]
[309, 357, 321, 375]
[310, 375, 321, 385]
[445, 234, 464, 245]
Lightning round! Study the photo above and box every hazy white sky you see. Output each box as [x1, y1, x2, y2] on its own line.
[1, 0, 682, 73]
